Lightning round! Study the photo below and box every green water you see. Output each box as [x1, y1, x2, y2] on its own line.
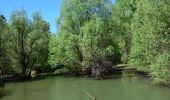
[0, 76, 170, 100]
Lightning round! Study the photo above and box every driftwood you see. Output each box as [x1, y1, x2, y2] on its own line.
[30, 70, 37, 78]
[84, 90, 96, 100]
[89, 59, 112, 79]
[25, 68, 37, 78]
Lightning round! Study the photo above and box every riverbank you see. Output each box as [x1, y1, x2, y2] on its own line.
[0, 64, 169, 87]
[0, 65, 142, 81]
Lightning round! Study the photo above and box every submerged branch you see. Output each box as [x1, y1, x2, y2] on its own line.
[84, 90, 96, 100]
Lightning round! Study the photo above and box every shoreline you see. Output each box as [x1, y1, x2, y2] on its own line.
[0, 67, 169, 87]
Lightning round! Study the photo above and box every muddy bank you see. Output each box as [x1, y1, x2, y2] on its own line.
[0, 64, 149, 83]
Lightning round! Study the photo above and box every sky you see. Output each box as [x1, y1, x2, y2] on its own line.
[0, 0, 114, 33]
[0, 0, 62, 33]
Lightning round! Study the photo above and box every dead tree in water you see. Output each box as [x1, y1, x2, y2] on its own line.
[88, 58, 112, 79]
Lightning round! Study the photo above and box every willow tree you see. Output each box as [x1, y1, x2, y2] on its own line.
[28, 12, 50, 69]
[0, 15, 13, 73]
[49, 0, 120, 77]
[10, 10, 50, 74]
[110, 0, 137, 63]
[80, 16, 120, 78]
[129, 0, 170, 82]
[49, 0, 85, 73]
[10, 10, 30, 74]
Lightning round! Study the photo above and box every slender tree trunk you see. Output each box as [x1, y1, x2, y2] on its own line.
[18, 29, 26, 75]
[0, 35, 1, 54]
[123, 34, 131, 64]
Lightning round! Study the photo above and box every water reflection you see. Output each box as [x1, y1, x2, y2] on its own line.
[0, 83, 7, 99]
[0, 76, 170, 100]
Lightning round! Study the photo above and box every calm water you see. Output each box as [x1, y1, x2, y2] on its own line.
[0, 76, 170, 100]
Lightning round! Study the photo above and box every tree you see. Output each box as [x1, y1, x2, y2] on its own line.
[10, 10, 30, 74]
[0, 15, 13, 73]
[80, 16, 120, 78]
[10, 10, 51, 75]
[27, 12, 50, 69]
[110, 0, 137, 63]
[49, 0, 121, 77]
[129, 0, 170, 82]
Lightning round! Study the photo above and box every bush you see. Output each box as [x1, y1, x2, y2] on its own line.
[151, 51, 170, 83]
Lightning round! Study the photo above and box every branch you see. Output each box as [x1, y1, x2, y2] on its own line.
[84, 90, 96, 100]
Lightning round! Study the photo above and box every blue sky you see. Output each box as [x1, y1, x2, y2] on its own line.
[0, 0, 62, 33]
[0, 0, 114, 33]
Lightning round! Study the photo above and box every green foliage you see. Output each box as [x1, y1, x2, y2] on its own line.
[49, 33, 82, 72]
[28, 12, 50, 68]
[49, 0, 121, 74]
[151, 51, 170, 82]
[10, 9, 30, 73]
[0, 15, 13, 73]
[6, 10, 51, 74]
[80, 16, 119, 66]
[110, 0, 137, 63]
[129, 0, 170, 82]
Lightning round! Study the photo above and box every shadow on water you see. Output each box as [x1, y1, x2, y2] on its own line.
[0, 83, 9, 99]
[0, 91, 8, 99]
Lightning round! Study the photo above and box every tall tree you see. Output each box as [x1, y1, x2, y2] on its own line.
[10, 10, 51, 74]
[10, 10, 30, 74]
[0, 15, 13, 73]
[110, 0, 137, 63]
[27, 12, 50, 69]
[129, 0, 170, 82]
[49, 0, 120, 77]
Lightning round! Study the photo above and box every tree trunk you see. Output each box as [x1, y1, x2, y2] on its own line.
[123, 34, 131, 64]
[18, 28, 27, 75]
